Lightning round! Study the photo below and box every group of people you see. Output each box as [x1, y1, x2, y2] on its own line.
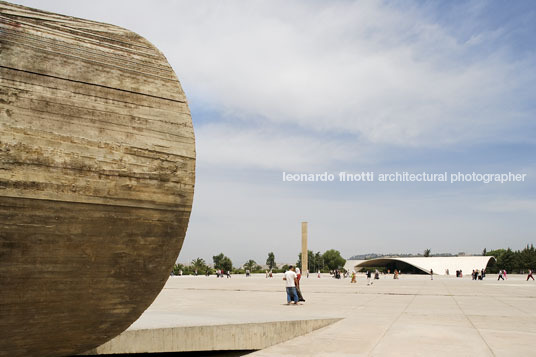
[283, 266, 305, 305]
[365, 270, 381, 284]
[337, 269, 404, 285]
[215, 269, 231, 278]
[331, 270, 342, 279]
[277, 266, 533, 304]
[497, 269, 507, 280]
[281, 267, 424, 303]
[471, 269, 486, 280]
[348, 269, 400, 285]
[497, 269, 534, 281]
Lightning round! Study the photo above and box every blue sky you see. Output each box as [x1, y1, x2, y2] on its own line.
[12, 0, 536, 266]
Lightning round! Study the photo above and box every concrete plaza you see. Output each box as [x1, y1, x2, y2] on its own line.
[90, 273, 536, 356]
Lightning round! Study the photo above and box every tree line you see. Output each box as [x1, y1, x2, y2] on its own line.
[171, 245, 536, 276]
[297, 249, 346, 272]
[172, 249, 347, 275]
[485, 245, 536, 273]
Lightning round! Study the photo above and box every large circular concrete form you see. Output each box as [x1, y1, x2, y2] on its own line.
[0, 2, 195, 356]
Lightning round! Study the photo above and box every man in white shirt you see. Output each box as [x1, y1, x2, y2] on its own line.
[283, 266, 299, 305]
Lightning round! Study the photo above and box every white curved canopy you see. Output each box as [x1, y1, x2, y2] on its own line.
[344, 256, 495, 275]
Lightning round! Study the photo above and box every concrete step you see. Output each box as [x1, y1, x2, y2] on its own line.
[81, 318, 341, 355]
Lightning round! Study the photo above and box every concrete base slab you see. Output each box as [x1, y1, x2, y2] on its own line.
[82, 318, 340, 354]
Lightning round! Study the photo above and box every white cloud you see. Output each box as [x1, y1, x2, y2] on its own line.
[12, 0, 535, 166]
[155, 1, 535, 147]
[478, 198, 536, 214]
[196, 123, 375, 171]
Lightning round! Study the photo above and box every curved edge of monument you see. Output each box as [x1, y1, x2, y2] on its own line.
[0, 2, 195, 357]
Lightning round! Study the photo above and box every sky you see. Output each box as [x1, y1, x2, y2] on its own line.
[11, 0, 536, 266]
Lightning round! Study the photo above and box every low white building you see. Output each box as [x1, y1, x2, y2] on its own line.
[344, 256, 495, 275]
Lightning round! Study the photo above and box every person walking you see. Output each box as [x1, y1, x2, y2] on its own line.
[498, 269, 504, 280]
[351, 271, 357, 283]
[317, 270, 321, 278]
[430, 269, 433, 280]
[283, 266, 300, 305]
[527, 269, 534, 281]
[366, 270, 373, 285]
[394, 269, 399, 279]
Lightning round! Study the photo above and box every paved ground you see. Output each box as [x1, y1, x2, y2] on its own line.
[129, 273, 536, 356]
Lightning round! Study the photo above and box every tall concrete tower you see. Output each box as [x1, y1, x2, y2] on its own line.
[301, 222, 308, 274]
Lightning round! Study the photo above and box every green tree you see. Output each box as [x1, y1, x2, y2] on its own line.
[266, 252, 276, 270]
[314, 251, 324, 271]
[297, 252, 302, 270]
[222, 257, 233, 271]
[243, 259, 256, 271]
[191, 257, 206, 271]
[213, 253, 224, 268]
[172, 263, 184, 275]
[486, 248, 505, 273]
[527, 244, 536, 270]
[486, 248, 506, 258]
[424, 249, 431, 257]
[497, 248, 515, 272]
[213, 253, 233, 272]
[296, 250, 315, 271]
[297, 250, 316, 272]
[322, 249, 346, 270]
[485, 246, 536, 273]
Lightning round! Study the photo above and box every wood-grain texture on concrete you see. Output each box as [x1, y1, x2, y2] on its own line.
[0, 1, 195, 356]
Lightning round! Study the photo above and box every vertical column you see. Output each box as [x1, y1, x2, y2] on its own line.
[301, 222, 308, 275]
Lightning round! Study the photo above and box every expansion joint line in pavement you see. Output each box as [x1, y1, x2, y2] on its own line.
[491, 295, 536, 318]
[442, 280, 496, 357]
[367, 290, 418, 355]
